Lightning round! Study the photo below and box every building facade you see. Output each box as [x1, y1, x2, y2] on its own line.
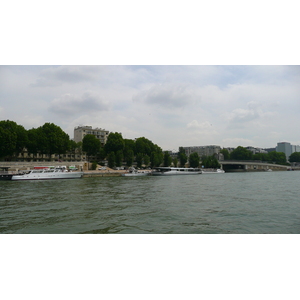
[181, 145, 221, 158]
[74, 126, 109, 146]
[246, 146, 268, 154]
[276, 142, 300, 161]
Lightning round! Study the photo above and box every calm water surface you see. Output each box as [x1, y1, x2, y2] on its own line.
[1, 171, 300, 233]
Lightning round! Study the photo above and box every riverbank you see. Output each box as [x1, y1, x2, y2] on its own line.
[83, 169, 126, 177]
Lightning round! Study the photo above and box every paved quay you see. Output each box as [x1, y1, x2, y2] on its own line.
[83, 169, 126, 177]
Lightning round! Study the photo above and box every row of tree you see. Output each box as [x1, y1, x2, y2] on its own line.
[0, 120, 165, 168]
[0, 120, 72, 159]
[84, 133, 165, 168]
[2, 120, 298, 168]
[220, 146, 290, 164]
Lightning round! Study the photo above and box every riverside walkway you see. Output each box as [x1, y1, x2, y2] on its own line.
[220, 160, 289, 172]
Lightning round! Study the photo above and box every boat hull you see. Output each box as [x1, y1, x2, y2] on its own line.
[122, 172, 150, 177]
[201, 169, 225, 174]
[152, 167, 201, 176]
[0, 174, 14, 180]
[11, 172, 83, 181]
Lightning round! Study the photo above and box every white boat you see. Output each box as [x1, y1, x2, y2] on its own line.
[11, 167, 83, 181]
[122, 168, 150, 177]
[201, 168, 225, 174]
[152, 167, 202, 176]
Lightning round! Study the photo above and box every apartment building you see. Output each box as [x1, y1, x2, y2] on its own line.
[276, 142, 300, 161]
[74, 125, 109, 146]
[245, 146, 268, 154]
[181, 145, 221, 158]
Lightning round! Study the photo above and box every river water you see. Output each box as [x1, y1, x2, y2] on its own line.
[1, 171, 300, 234]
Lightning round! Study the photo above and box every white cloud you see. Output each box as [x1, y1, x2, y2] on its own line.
[133, 83, 199, 109]
[222, 138, 254, 148]
[226, 101, 278, 128]
[31, 66, 101, 87]
[1, 66, 299, 150]
[49, 91, 110, 117]
[187, 120, 213, 130]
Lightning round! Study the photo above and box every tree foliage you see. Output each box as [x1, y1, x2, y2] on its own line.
[189, 152, 200, 168]
[0, 120, 28, 158]
[178, 147, 187, 167]
[230, 146, 253, 160]
[163, 151, 172, 167]
[107, 152, 116, 168]
[136, 153, 144, 168]
[115, 150, 123, 167]
[104, 132, 125, 154]
[82, 134, 101, 158]
[289, 152, 300, 162]
[143, 154, 150, 167]
[151, 151, 163, 168]
[201, 155, 221, 168]
[125, 149, 134, 167]
[268, 151, 286, 164]
[220, 149, 230, 160]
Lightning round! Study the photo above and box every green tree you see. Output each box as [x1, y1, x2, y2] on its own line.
[289, 152, 300, 162]
[150, 151, 163, 168]
[82, 134, 101, 160]
[201, 156, 221, 168]
[143, 154, 150, 167]
[107, 152, 116, 168]
[220, 149, 230, 160]
[0, 120, 28, 158]
[115, 150, 123, 167]
[135, 137, 153, 156]
[31, 123, 70, 158]
[163, 151, 172, 167]
[253, 153, 269, 161]
[268, 151, 287, 164]
[173, 157, 178, 167]
[136, 153, 144, 168]
[125, 149, 134, 167]
[230, 146, 253, 160]
[178, 147, 187, 167]
[26, 128, 39, 155]
[189, 152, 200, 168]
[104, 132, 125, 154]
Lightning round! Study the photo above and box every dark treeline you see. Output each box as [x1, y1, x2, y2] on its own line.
[220, 147, 289, 165]
[0, 120, 74, 160]
[1, 120, 296, 168]
[0, 120, 164, 168]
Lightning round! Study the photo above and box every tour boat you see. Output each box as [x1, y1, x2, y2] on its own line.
[151, 167, 202, 176]
[0, 167, 19, 180]
[201, 168, 225, 174]
[122, 168, 151, 177]
[0, 173, 14, 180]
[11, 167, 83, 181]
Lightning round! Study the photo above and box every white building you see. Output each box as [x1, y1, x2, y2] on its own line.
[181, 145, 221, 158]
[276, 142, 300, 161]
[74, 126, 109, 146]
[246, 146, 268, 154]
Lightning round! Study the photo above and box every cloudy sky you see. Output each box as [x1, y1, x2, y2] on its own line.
[0, 65, 299, 151]
[1, 1, 299, 151]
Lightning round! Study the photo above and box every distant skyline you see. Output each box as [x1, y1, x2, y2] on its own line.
[0, 65, 299, 151]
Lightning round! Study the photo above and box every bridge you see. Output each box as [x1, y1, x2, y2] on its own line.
[220, 160, 289, 172]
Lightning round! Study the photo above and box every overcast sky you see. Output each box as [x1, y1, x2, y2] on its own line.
[1, 1, 300, 151]
[0, 65, 299, 151]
